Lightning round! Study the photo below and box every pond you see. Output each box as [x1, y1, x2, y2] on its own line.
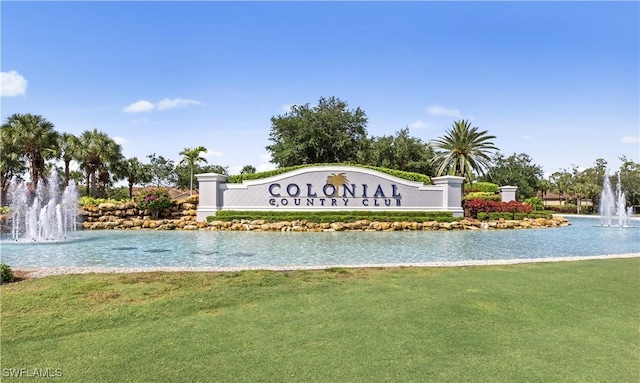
[1, 216, 638, 270]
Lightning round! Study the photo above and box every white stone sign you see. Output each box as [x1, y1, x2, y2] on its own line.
[196, 165, 464, 221]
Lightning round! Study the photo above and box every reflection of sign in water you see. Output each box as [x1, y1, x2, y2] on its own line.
[268, 172, 402, 207]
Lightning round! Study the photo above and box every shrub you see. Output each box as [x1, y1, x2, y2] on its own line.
[524, 197, 544, 211]
[79, 196, 105, 207]
[208, 210, 459, 223]
[546, 205, 578, 214]
[79, 196, 131, 207]
[489, 212, 515, 220]
[464, 199, 533, 219]
[106, 186, 131, 201]
[227, 163, 431, 185]
[528, 211, 555, 219]
[0, 206, 10, 214]
[465, 182, 499, 194]
[136, 189, 173, 218]
[1, 264, 15, 284]
[464, 192, 501, 201]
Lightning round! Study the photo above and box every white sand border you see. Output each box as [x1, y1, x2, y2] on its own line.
[16, 253, 640, 278]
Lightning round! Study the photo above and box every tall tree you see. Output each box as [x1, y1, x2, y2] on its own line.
[549, 169, 573, 206]
[429, 120, 498, 182]
[117, 157, 152, 199]
[537, 178, 552, 205]
[572, 159, 607, 213]
[179, 146, 208, 195]
[176, 164, 228, 190]
[57, 132, 80, 187]
[266, 96, 369, 167]
[0, 125, 27, 204]
[482, 152, 543, 200]
[76, 129, 123, 197]
[1, 113, 59, 189]
[147, 153, 176, 187]
[240, 165, 257, 175]
[366, 128, 435, 175]
[617, 155, 640, 210]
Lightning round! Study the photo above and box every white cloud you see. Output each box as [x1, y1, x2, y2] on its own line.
[620, 136, 640, 144]
[1, 70, 28, 97]
[280, 104, 295, 113]
[426, 105, 462, 118]
[123, 98, 202, 113]
[408, 120, 427, 130]
[123, 100, 154, 113]
[113, 136, 127, 145]
[259, 152, 272, 162]
[521, 135, 532, 140]
[407, 120, 438, 130]
[257, 162, 277, 173]
[203, 150, 223, 159]
[256, 152, 276, 172]
[157, 98, 202, 111]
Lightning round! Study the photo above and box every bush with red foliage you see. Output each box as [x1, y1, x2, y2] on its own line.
[464, 199, 533, 219]
[546, 205, 578, 214]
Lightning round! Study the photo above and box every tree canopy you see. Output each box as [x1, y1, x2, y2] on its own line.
[1, 113, 59, 189]
[481, 152, 543, 200]
[266, 96, 369, 167]
[365, 128, 436, 175]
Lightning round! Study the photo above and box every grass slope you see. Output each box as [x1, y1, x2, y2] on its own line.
[1, 259, 638, 382]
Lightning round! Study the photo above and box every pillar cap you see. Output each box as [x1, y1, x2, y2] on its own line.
[195, 173, 228, 182]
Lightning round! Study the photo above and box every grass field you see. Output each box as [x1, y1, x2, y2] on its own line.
[1, 258, 638, 382]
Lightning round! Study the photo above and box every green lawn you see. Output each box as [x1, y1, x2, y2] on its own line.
[1, 258, 638, 382]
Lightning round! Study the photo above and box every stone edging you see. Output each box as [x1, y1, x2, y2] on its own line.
[82, 216, 570, 231]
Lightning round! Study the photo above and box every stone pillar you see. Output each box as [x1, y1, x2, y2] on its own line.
[195, 173, 228, 221]
[432, 176, 465, 217]
[499, 186, 518, 202]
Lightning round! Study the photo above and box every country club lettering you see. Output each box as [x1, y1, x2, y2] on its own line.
[267, 182, 402, 207]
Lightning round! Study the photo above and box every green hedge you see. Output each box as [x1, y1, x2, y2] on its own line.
[465, 182, 499, 194]
[477, 211, 555, 220]
[463, 192, 501, 201]
[227, 163, 431, 185]
[208, 210, 459, 223]
[78, 196, 132, 207]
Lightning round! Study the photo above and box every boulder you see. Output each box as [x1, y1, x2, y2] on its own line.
[98, 202, 116, 211]
[330, 222, 346, 231]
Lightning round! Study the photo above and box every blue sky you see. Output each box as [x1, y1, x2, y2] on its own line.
[2, 1, 638, 177]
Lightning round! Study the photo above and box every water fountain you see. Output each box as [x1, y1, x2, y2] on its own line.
[600, 174, 633, 227]
[7, 169, 79, 241]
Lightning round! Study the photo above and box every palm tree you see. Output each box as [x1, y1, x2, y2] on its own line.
[430, 120, 498, 182]
[57, 133, 80, 187]
[0, 125, 27, 204]
[179, 146, 208, 195]
[76, 129, 123, 197]
[117, 157, 152, 199]
[549, 170, 573, 207]
[1, 113, 60, 189]
[538, 178, 552, 207]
